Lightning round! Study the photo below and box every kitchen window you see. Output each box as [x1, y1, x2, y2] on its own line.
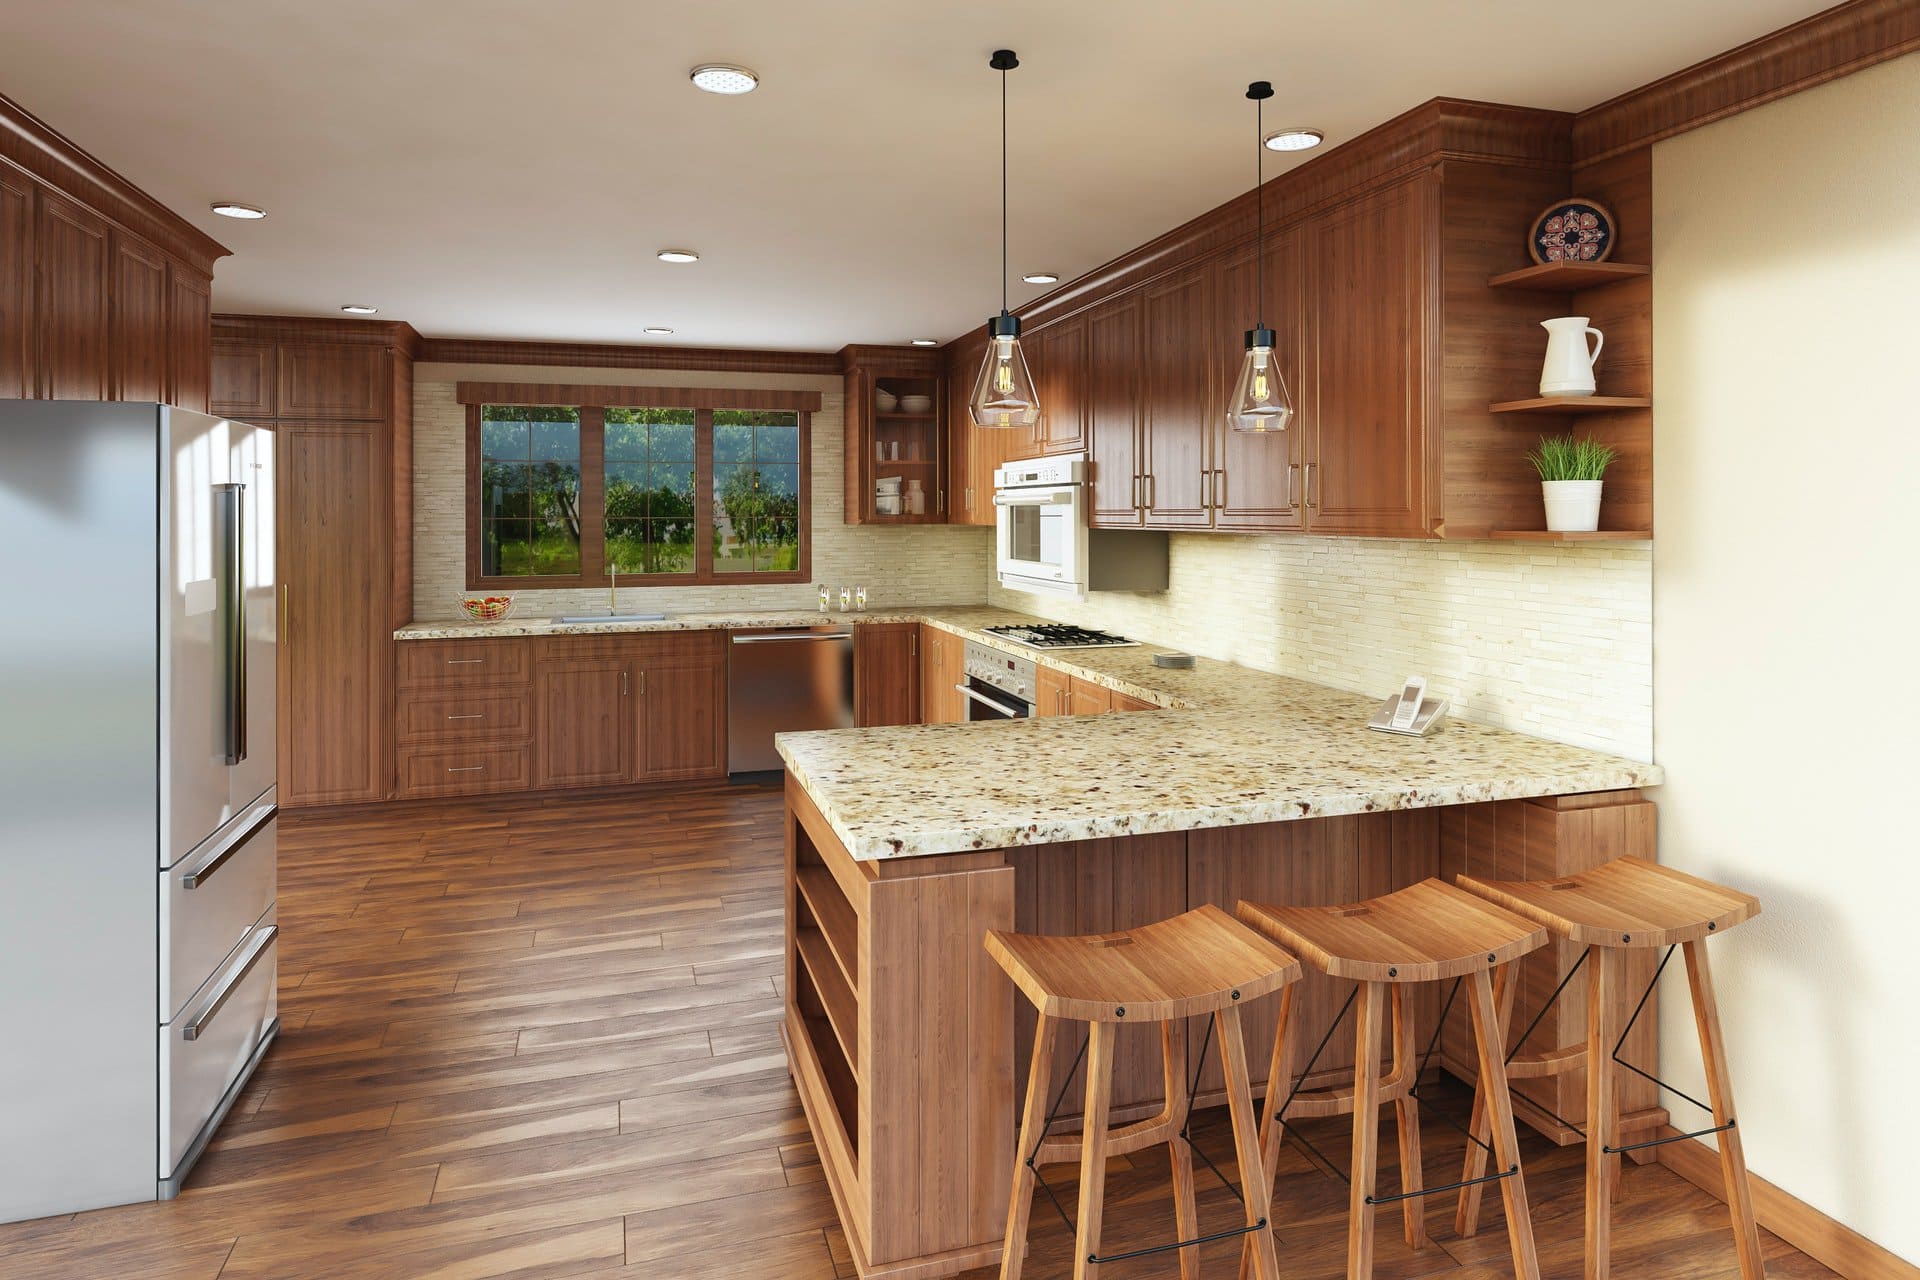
[462, 382, 816, 589]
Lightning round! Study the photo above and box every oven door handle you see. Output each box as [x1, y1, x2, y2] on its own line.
[992, 492, 1073, 507]
[956, 683, 1025, 718]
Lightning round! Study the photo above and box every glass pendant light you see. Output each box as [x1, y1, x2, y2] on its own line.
[969, 49, 1039, 430]
[1229, 80, 1296, 434]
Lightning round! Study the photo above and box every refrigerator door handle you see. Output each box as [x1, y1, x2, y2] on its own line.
[214, 482, 247, 765]
[181, 924, 277, 1041]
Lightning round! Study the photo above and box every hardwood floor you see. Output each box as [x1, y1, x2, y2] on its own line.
[0, 783, 1834, 1279]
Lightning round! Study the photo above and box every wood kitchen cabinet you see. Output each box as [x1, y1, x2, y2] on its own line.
[1026, 311, 1087, 457]
[109, 232, 168, 403]
[534, 656, 634, 789]
[215, 316, 418, 808]
[1210, 231, 1306, 531]
[854, 623, 919, 727]
[918, 624, 964, 725]
[632, 633, 728, 781]
[1139, 270, 1215, 529]
[1086, 293, 1145, 526]
[34, 189, 110, 400]
[1034, 663, 1070, 718]
[840, 345, 948, 524]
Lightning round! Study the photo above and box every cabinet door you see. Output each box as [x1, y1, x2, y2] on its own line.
[0, 167, 31, 398]
[109, 233, 168, 402]
[918, 626, 959, 724]
[1304, 176, 1433, 536]
[635, 649, 726, 782]
[278, 427, 387, 806]
[212, 339, 275, 419]
[1213, 233, 1305, 531]
[34, 189, 110, 400]
[1086, 293, 1144, 527]
[854, 624, 919, 727]
[945, 356, 978, 525]
[1031, 313, 1087, 456]
[166, 266, 212, 412]
[535, 657, 633, 788]
[1140, 270, 1213, 528]
[1067, 677, 1113, 716]
[277, 343, 387, 420]
[1034, 664, 1071, 718]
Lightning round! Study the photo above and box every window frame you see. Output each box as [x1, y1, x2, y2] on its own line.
[464, 392, 812, 591]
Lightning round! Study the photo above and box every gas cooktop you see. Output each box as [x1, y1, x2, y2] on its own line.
[981, 623, 1139, 650]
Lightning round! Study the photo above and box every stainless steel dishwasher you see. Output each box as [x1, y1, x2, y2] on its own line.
[727, 625, 856, 773]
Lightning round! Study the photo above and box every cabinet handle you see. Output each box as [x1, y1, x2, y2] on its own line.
[280, 583, 290, 642]
[621, 670, 629, 696]
[1146, 473, 1156, 509]
[447, 713, 484, 721]
[181, 925, 277, 1041]
[937, 489, 944, 512]
[447, 765, 485, 773]
[1215, 467, 1227, 509]
[1304, 463, 1315, 508]
[1286, 463, 1297, 508]
[446, 658, 485, 666]
[910, 633, 917, 658]
[965, 486, 974, 512]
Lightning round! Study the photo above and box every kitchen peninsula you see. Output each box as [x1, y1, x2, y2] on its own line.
[772, 611, 1663, 1280]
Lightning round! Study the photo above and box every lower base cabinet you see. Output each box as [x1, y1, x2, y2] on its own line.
[395, 632, 726, 799]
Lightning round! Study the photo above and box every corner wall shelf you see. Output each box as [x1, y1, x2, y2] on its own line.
[1488, 261, 1651, 291]
[1491, 395, 1651, 415]
[1490, 529, 1652, 543]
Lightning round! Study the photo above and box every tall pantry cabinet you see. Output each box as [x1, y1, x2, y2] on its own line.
[212, 316, 418, 809]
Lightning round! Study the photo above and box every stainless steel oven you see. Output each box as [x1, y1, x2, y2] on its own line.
[960, 640, 1035, 721]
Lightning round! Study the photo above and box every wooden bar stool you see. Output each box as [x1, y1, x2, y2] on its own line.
[1453, 856, 1765, 1279]
[1237, 879, 1550, 1280]
[986, 903, 1303, 1280]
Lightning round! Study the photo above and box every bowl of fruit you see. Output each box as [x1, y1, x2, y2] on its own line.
[458, 594, 516, 623]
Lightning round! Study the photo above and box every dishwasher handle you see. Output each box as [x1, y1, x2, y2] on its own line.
[731, 632, 854, 644]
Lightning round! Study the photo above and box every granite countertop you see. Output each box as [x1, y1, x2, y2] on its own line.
[396, 605, 1661, 861]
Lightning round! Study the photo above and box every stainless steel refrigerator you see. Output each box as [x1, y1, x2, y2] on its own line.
[0, 401, 279, 1223]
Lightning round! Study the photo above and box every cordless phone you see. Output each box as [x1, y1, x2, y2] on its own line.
[1368, 675, 1448, 737]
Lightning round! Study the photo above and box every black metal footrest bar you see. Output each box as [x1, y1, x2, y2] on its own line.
[1605, 1119, 1734, 1156]
[1367, 1165, 1517, 1207]
[1090, 1219, 1269, 1266]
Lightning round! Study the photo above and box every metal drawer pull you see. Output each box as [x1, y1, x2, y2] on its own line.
[446, 713, 485, 720]
[182, 805, 275, 890]
[446, 658, 485, 665]
[182, 925, 277, 1042]
[447, 765, 486, 773]
[731, 633, 853, 644]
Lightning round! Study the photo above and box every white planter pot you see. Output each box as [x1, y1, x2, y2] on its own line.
[1541, 479, 1603, 532]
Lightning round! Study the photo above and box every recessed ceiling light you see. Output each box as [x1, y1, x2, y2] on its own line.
[644, 326, 674, 335]
[1022, 272, 1060, 285]
[690, 64, 759, 95]
[210, 202, 266, 219]
[1264, 128, 1324, 153]
[909, 338, 938, 347]
[656, 249, 700, 264]
[339, 304, 378, 315]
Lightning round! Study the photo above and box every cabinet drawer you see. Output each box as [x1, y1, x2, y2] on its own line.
[161, 906, 276, 1180]
[397, 690, 531, 745]
[398, 640, 529, 689]
[396, 744, 532, 797]
[160, 806, 276, 1021]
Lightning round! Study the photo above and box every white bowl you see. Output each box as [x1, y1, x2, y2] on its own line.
[875, 389, 899, 412]
[898, 394, 933, 414]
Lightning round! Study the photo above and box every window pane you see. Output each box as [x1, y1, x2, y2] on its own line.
[714, 519, 757, 574]
[605, 462, 649, 519]
[650, 462, 695, 517]
[480, 407, 581, 578]
[713, 422, 753, 463]
[651, 417, 695, 461]
[604, 408, 694, 539]
[757, 516, 799, 572]
[605, 518, 648, 574]
[652, 518, 696, 574]
[756, 422, 801, 464]
[707, 411, 803, 575]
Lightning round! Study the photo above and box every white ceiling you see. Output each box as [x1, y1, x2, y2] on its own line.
[3, 0, 1828, 352]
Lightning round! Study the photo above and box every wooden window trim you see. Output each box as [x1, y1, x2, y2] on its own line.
[456, 381, 821, 413]
[465, 402, 812, 590]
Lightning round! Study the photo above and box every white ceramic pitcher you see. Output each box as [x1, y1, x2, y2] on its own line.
[1538, 316, 1604, 397]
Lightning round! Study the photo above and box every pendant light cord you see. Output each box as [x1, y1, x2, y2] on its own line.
[1001, 62, 1009, 317]
[1255, 90, 1264, 330]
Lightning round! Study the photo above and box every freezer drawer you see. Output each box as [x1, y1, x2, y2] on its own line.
[160, 905, 277, 1180]
[160, 804, 276, 1020]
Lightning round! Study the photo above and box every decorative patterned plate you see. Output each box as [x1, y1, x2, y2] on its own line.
[1529, 199, 1615, 265]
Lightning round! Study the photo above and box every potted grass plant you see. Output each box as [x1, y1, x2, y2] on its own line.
[1527, 433, 1617, 532]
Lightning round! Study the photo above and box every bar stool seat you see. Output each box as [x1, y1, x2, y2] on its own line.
[1453, 857, 1766, 1279]
[987, 903, 1302, 1280]
[1460, 855, 1759, 946]
[1238, 879, 1550, 1280]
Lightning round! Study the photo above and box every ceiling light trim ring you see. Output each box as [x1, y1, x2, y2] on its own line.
[690, 64, 759, 94]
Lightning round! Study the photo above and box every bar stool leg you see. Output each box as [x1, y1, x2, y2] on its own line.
[1240, 986, 1295, 1280]
[1454, 961, 1515, 1238]
[1347, 980, 1385, 1280]
[1218, 1003, 1281, 1280]
[1161, 1020, 1201, 1280]
[1073, 1021, 1117, 1280]
[1389, 985, 1428, 1249]
[1684, 940, 1766, 1280]
[1468, 968, 1543, 1280]
[1586, 945, 1621, 1280]
[1001, 1010, 1058, 1280]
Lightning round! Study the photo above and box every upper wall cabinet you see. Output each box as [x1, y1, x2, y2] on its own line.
[2, 98, 227, 410]
[949, 101, 1641, 541]
[277, 343, 389, 420]
[840, 345, 949, 525]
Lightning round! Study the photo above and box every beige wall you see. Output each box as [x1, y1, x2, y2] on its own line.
[411, 364, 991, 619]
[992, 534, 1655, 760]
[1652, 51, 1920, 1264]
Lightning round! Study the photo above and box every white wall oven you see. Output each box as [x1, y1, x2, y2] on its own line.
[993, 454, 1087, 597]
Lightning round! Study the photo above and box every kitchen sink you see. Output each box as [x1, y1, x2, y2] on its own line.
[550, 612, 670, 625]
